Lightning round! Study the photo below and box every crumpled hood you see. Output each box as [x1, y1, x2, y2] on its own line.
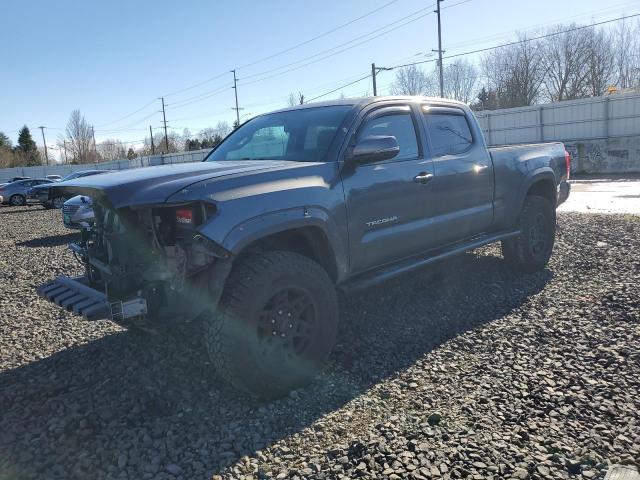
[48, 160, 297, 209]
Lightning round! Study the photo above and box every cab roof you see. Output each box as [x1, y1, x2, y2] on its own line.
[268, 95, 468, 115]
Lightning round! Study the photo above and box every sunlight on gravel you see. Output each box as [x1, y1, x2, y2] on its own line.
[0, 205, 638, 480]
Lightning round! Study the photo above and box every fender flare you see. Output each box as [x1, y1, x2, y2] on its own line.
[221, 206, 349, 279]
[514, 167, 557, 217]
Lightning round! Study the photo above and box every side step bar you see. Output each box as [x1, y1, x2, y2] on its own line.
[37, 276, 110, 321]
[342, 229, 520, 292]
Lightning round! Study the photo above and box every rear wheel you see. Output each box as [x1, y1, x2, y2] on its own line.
[52, 196, 65, 209]
[502, 195, 556, 273]
[9, 194, 25, 206]
[206, 251, 338, 398]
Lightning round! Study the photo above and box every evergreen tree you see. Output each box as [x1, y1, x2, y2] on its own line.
[0, 132, 11, 148]
[15, 126, 41, 166]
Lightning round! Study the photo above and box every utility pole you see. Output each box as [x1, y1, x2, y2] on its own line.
[372, 63, 378, 96]
[91, 125, 97, 162]
[371, 63, 393, 96]
[63, 140, 68, 164]
[38, 126, 49, 165]
[434, 0, 445, 97]
[160, 97, 169, 153]
[149, 125, 155, 155]
[231, 69, 241, 127]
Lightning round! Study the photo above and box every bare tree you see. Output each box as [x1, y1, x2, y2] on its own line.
[97, 139, 127, 161]
[613, 19, 640, 89]
[585, 27, 615, 96]
[541, 25, 592, 101]
[482, 34, 546, 108]
[390, 65, 436, 96]
[60, 110, 96, 164]
[287, 92, 305, 106]
[442, 59, 478, 103]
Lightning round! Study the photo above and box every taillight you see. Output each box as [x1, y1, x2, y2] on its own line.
[564, 150, 571, 180]
[175, 208, 193, 225]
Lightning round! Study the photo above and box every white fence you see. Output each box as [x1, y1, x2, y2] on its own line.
[0, 149, 210, 183]
[475, 92, 640, 146]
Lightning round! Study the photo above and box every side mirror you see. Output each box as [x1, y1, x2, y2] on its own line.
[349, 135, 399, 164]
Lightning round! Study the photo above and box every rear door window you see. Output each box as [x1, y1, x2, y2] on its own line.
[424, 112, 473, 156]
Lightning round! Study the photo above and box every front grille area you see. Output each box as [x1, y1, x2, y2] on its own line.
[63, 204, 80, 215]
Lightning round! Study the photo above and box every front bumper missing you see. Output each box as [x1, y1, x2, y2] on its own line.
[38, 276, 110, 321]
[37, 276, 149, 322]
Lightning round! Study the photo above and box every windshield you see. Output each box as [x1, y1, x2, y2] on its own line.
[205, 105, 351, 163]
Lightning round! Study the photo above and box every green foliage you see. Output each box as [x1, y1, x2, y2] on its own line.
[200, 133, 223, 149]
[14, 126, 41, 166]
[17, 126, 37, 152]
[185, 138, 201, 151]
[0, 132, 11, 148]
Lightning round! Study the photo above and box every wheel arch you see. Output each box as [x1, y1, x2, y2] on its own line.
[512, 169, 557, 223]
[221, 208, 348, 283]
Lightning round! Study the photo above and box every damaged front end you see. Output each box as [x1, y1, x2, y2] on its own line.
[38, 199, 232, 326]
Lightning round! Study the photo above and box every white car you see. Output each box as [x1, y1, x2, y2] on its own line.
[62, 195, 94, 229]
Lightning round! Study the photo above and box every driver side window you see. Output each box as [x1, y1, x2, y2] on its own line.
[226, 126, 289, 160]
[359, 112, 419, 161]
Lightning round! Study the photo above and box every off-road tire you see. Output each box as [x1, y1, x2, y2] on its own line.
[502, 195, 556, 273]
[206, 251, 338, 398]
[43, 201, 56, 209]
[52, 197, 65, 209]
[9, 194, 25, 206]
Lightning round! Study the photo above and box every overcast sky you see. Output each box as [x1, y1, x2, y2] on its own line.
[1, 0, 637, 158]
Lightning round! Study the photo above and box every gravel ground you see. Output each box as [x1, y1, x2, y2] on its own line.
[0, 205, 639, 480]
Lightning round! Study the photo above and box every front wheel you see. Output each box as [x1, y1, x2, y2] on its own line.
[9, 194, 25, 206]
[502, 195, 556, 273]
[206, 251, 338, 398]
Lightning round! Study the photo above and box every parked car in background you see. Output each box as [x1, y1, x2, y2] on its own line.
[0, 179, 54, 206]
[62, 195, 94, 229]
[8, 176, 31, 183]
[31, 170, 111, 209]
[46, 174, 62, 181]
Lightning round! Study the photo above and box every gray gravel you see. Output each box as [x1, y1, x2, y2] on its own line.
[0, 205, 639, 480]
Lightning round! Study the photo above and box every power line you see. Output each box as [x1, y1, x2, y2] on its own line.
[94, 99, 157, 128]
[165, 83, 232, 109]
[238, 5, 437, 85]
[443, 0, 638, 52]
[160, 4, 437, 112]
[386, 12, 640, 70]
[236, 0, 403, 70]
[306, 74, 372, 102]
[159, 0, 403, 99]
[162, 72, 229, 98]
[309, 12, 640, 104]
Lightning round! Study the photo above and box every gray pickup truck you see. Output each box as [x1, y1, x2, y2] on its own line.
[38, 96, 570, 397]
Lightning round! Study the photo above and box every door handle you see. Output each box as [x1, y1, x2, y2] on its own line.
[474, 164, 489, 172]
[413, 172, 434, 184]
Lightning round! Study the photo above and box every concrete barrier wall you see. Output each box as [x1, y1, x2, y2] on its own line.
[564, 137, 640, 174]
[476, 92, 640, 174]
